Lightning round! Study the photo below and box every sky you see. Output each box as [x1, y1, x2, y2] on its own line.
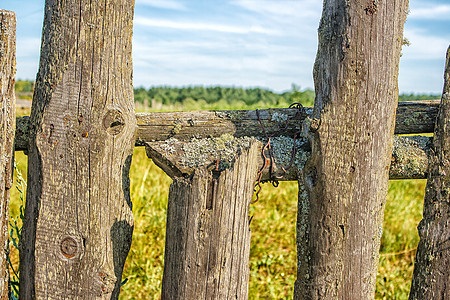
[2, 0, 449, 94]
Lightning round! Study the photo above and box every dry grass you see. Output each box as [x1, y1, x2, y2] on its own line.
[9, 130, 426, 299]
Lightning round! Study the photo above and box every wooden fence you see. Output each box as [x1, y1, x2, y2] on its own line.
[1, 1, 449, 299]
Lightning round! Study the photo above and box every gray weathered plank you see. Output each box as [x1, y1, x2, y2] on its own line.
[295, 0, 409, 298]
[20, 1, 136, 298]
[146, 135, 431, 181]
[161, 142, 259, 299]
[14, 101, 436, 181]
[0, 9, 16, 300]
[409, 46, 450, 300]
[14, 100, 441, 152]
[136, 100, 439, 143]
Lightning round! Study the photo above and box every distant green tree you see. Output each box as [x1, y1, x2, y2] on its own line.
[15, 80, 34, 93]
[134, 87, 147, 104]
[398, 93, 440, 102]
[20, 81, 439, 109]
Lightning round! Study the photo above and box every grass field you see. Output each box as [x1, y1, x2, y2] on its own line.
[9, 103, 426, 299]
[9, 148, 425, 299]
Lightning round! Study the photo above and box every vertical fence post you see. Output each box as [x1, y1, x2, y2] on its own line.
[19, 1, 136, 298]
[0, 9, 16, 299]
[409, 46, 450, 299]
[295, 0, 409, 298]
[161, 142, 259, 299]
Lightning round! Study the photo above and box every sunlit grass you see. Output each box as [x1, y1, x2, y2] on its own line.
[9, 149, 426, 299]
[376, 180, 425, 299]
[119, 155, 426, 299]
[9, 103, 427, 299]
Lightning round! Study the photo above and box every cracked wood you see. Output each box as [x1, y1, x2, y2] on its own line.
[19, 1, 136, 298]
[0, 10, 16, 300]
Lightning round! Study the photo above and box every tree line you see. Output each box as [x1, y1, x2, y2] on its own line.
[15, 80, 440, 109]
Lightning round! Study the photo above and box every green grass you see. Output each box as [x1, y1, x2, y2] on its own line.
[9, 148, 426, 299]
[376, 180, 425, 299]
[9, 101, 426, 299]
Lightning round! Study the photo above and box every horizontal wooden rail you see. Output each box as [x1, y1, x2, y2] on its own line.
[136, 100, 439, 143]
[146, 135, 431, 181]
[14, 100, 439, 150]
[14, 100, 437, 180]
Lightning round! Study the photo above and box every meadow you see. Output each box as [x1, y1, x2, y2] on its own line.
[8, 149, 426, 299]
[8, 84, 436, 299]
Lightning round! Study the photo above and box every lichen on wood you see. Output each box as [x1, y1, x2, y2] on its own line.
[146, 134, 256, 178]
[295, 0, 409, 298]
[180, 133, 254, 169]
[146, 133, 432, 182]
[390, 135, 431, 179]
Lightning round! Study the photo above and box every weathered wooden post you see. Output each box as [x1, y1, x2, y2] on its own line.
[0, 9, 16, 299]
[295, 0, 409, 298]
[151, 139, 260, 299]
[409, 46, 450, 299]
[20, 0, 136, 298]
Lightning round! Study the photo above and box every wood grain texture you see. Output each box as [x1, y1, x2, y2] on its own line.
[409, 46, 450, 300]
[20, 1, 136, 298]
[14, 100, 440, 152]
[161, 142, 259, 299]
[0, 10, 16, 300]
[135, 101, 438, 144]
[145, 135, 431, 181]
[295, 0, 409, 298]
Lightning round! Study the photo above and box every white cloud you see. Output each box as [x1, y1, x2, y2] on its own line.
[232, 0, 321, 19]
[134, 16, 279, 35]
[229, 0, 321, 41]
[403, 28, 450, 60]
[132, 37, 316, 91]
[409, 4, 450, 20]
[135, 0, 186, 10]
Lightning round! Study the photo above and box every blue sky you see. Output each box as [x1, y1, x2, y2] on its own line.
[2, 0, 449, 94]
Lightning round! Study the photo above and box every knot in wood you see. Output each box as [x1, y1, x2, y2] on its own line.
[365, 0, 378, 15]
[60, 236, 78, 258]
[103, 109, 125, 135]
[309, 118, 321, 132]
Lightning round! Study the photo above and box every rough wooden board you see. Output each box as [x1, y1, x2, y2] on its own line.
[390, 135, 432, 179]
[14, 100, 441, 152]
[0, 9, 16, 300]
[395, 100, 440, 134]
[409, 47, 450, 300]
[161, 142, 258, 299]
[295, 0, 409, 298]
[145, 135, 431, 181]
[136, 100, 439, 143]
[15, 105, 436, 181]
[19, 1, 136, 298]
